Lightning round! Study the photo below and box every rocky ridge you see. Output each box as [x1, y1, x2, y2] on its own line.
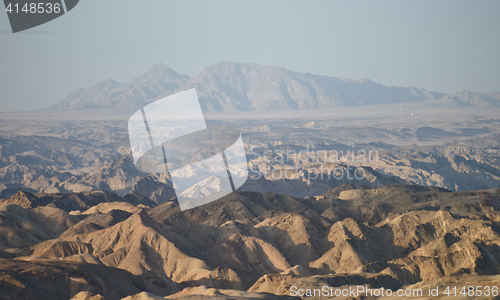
[0, 185, 499, 299]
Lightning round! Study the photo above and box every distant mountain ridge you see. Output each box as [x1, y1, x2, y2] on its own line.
[50, 62, 500, 113]
[52, 64, 189, 111]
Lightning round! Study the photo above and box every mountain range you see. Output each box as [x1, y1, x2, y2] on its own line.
[49, 62, 500, 113]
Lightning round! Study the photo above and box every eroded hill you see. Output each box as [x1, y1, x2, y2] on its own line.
[1, 185, 500, 299]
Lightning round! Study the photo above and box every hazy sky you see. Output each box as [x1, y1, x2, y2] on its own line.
[0, 0, 499, 112]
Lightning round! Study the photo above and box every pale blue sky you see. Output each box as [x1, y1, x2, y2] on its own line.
[0, 0, 499, 111]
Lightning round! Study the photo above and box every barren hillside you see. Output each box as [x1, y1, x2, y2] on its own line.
[1, 185, 500, 299]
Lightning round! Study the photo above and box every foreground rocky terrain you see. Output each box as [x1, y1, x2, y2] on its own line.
[1, 184, 500, 299]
